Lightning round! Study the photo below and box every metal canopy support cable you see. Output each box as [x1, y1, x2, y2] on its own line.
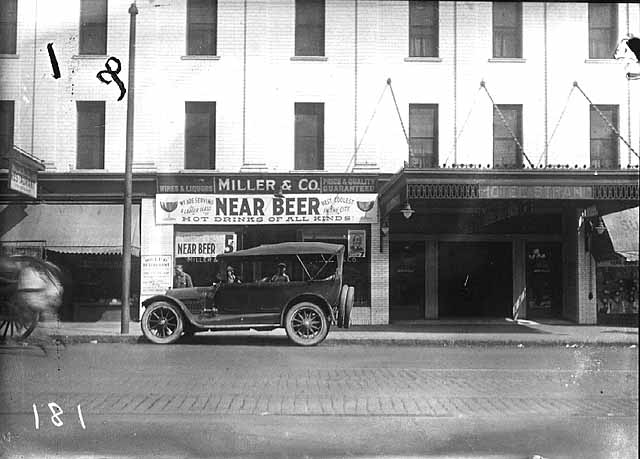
[387, 78, 410, 146]
[443, 84, 482, 166]
[573, 81, 639, 160]
[480, 80, 534, 168]
[537, 84, 576, 166]
[354, 82, 389, 157]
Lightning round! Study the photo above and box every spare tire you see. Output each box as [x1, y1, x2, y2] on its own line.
[343, 286, 355, 329]
[337, 284, 349, 327]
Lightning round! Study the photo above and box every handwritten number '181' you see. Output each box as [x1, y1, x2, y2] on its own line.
[96, 57, 127, 101]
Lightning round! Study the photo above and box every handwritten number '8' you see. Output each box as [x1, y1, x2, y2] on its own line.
[33, 403, 86, 430]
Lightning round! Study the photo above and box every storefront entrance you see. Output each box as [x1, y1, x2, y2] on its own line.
[526, 243, 562, 318]
[389, 241, 425, 321]
[438, 242, 512, 317]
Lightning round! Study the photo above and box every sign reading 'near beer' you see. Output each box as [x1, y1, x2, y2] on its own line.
[174, 232, 237, 257]
[157, 174, 378, 194]
[156, 194, 378, 225]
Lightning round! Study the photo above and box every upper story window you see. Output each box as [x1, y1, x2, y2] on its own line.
[187, 0, 217, 56]
[295, 103, 324, 170]
[409, 104, 438, 168]
[588, 3, 617, 59]
[409, 1, 438, 58]
[492, 2, 521, 58]
[295, 0, 325, 56]
[493, 104, 523, 168]
[77, 101, 105, 169]
[590, 105, 619, 169]
[0, 101, 14, 157]
[79, 0, 108, 55]
[0, 0, 17, 54]
[185, 102, 216, 170]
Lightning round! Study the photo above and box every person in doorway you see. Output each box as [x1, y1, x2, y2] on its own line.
[270, 263, 290, 283]
[173, 264, 193, 288]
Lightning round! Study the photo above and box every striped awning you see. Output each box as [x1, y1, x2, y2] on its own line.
[602, 207, 639, 262]
[0, 203, 140, 255]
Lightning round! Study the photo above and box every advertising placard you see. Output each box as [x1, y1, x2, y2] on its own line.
[174, 232, 237, 258]
[155, 194, 378, 225]
[140, 255, 173, 297]
[348, 229, 366, 258]
[9, 160, 38, 198]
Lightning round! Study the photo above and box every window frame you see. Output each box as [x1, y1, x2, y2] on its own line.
[408, 103, 439, 168]
[409, 1, 439, 58]
[294, 102, 324, 171]
[295, 0, 325, 57]
[185, 101, 216, 170]
[0, 0, 18, 55]
[76, 101, 106, 170]
[492, 2, 522, 59]
[492, 104, 523, 168]
[79, 0, 108, 55]
[590, 104, 619, 169]
[186, 0, 218, 56]
[588, 3, 618, 59]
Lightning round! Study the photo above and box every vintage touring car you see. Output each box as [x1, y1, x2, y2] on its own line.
[140, 242, 354, 346]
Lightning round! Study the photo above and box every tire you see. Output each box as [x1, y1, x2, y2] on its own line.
[141, 301, 184, 344]
[0, 307, 40, 341]
[337, 285, 349, 328]
[343, 286, 355, 329]
[284, 302, 329, 346]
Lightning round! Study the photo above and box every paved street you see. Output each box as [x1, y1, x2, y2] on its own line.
[0, 342, 638, 458]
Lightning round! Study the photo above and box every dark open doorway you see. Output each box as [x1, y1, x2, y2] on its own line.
[438, 242, 512, 317]
[389, 241, 425, 321]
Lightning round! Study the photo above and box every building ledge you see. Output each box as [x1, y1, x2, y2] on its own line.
[72, 54, 108, 59]
[404, 57, 442, 63]
[290, 56, 328, 62]
[488, 58, 526, 63]
[181, 55, 221, 61]
[0, 54, 19, 59]
[584, 58, 617, 64]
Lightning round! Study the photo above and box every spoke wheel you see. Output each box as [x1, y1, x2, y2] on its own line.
[141, 301, 183, 344]
[285, 302, 329, 347]
[0, 305, 40, 342]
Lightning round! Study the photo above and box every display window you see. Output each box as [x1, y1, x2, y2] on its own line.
[596, 259, 639, 324]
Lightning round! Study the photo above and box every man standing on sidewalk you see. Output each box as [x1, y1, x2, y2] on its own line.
[173, 264, 193, 288]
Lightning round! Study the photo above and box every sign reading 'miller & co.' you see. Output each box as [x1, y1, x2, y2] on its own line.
[157, 174, 378, 194]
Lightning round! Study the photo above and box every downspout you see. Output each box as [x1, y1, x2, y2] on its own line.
[626, 3, 631, 165]
[353, 0, 358, 166]
[543, 2, 548, 166]
[453, 1, 457, 165]
[242, 0, 247, 165]
[30, 0, 38, 154]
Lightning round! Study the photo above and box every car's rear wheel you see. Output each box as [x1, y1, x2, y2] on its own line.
[141, 301, 183, 344]
[343, 286, 355, 329]
[337, 285, 349, 328]
[285, 302, 329, 346]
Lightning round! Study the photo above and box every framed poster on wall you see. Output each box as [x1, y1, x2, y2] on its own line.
[348, 230, 366, 258]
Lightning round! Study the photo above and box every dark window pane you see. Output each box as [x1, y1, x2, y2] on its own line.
[294, 103, 324, 170]
[185, 102, 216, 169]
[590, 105, 618, 168]
[295, 0, 325, 56]
[0, 0, 17, 54]
[79, 0, 107, 55]
[409, 1, 438, 57]
[0, 101, 14, 156]
[187, 0, 217, 55]
[493, 2, 521, 58]
[76, 101, 105, 169]
[588, 4, 617, 59]
[493, 105, 522, 167]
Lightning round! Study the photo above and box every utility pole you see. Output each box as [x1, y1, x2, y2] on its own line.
[121, 2, 138, 334]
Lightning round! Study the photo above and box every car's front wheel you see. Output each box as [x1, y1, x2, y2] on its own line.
[141, 301, 184, 344]
[285, 302, 329, 346]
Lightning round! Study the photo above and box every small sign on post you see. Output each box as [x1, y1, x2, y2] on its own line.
[6, 147, 45, 199]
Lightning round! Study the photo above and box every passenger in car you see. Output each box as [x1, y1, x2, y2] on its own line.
[269, 263, 290, 283]
[225, 265, 242, 284]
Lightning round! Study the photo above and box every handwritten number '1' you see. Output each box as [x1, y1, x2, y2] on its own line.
[96, 57, 126, 101]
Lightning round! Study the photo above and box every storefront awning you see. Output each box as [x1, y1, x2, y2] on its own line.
[602, 207, 639, 262]
[0, 203, 140, 255]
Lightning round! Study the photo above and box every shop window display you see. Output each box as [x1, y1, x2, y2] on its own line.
[596, 259, 639, 324]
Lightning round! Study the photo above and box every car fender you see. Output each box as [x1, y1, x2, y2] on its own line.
[141, 295, 190, 317]
[281, 293, 336, 326]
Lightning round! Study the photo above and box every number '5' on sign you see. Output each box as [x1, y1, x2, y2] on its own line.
[33, 403, 86, 430]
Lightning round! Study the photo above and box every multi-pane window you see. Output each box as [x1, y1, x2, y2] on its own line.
[590, 105, 619, 169]
[588, 3, 617, 59]
[77, 101, 105, 169]
[409, 104, 438, 168]
[492, 2, 521, 58]
[0, 101, 14, 156]
[79, 0, 108, 55]
[187, 0, 217, 56]
[295, 0, 325, 56]
[409, 1, 438, 58]
[295, 103, 324, 170]
[0, 0, 17, 54]
[493, 105, 523, 168]
[185, 102, 216, 170]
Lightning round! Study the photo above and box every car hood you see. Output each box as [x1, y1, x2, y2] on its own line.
[166, 286, 211, 300]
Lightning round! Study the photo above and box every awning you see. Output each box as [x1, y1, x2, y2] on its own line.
[602, 207, 639, 262]
[0, 203, 140, 255]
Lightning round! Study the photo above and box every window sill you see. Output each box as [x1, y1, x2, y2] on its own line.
[0, 54, 19, 59]
[181, 55, 221, 60]
[584, 58, 616, 64]
[290, 56, 328, 62]
[290, 169, 326, 173]
[72, 54, 108, 59]
[488, 58, 526, 63]
[404, 57, 442, 62]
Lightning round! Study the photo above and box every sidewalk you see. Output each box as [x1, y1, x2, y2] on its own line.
[23, 317, 639, 346]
